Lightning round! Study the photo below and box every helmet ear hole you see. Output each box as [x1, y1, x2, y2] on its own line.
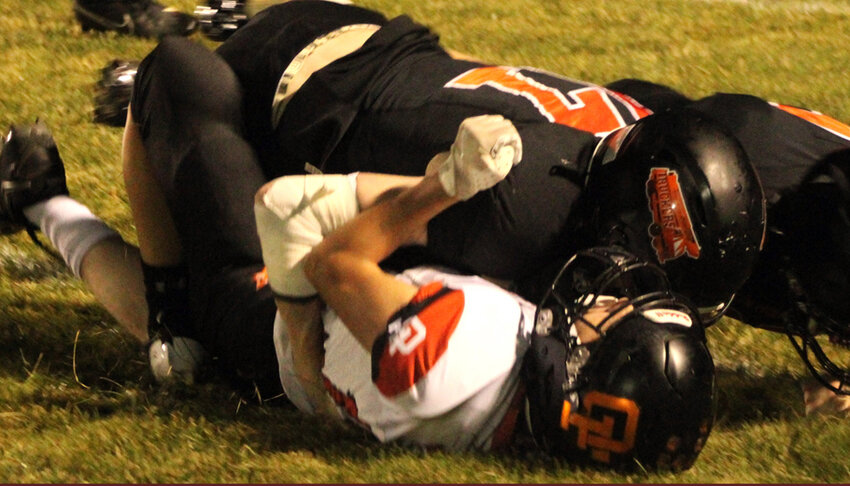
[665, 336, 711, 398]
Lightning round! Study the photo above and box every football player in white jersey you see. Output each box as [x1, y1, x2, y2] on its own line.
[1, 114, 715, 470]
[254, 115, 716, 469]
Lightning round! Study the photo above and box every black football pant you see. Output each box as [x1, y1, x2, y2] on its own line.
[131, 37, 281, 398]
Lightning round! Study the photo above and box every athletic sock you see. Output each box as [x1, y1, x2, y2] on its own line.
[22, 195, 121, 278]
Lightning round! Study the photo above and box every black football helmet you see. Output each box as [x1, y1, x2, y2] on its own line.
[579, 110, 766, 322]
[732, 149, 850, 395]
[523, 247, 715, 471]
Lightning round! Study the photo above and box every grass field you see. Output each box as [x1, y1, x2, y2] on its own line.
[1, 0, 850, 482]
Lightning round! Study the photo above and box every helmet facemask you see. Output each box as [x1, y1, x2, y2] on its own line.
[751, 151, 850, 395]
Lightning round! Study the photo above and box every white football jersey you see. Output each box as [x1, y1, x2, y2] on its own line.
[274, 266, 536, 451]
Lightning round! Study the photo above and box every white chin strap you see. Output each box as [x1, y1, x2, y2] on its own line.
[254, 173, 359, 298]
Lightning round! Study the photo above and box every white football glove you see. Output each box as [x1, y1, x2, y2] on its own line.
[148, 336, 207, 385]
[437, 114, 523, 200]
[255, 174, 359, 298]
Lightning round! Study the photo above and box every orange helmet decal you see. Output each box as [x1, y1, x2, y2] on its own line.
[561, 391, 641, 463]
[646, 167, 701, 263]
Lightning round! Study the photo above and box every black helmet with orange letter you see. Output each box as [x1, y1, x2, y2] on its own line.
[522, 247, 715, 471]
[578, 109, 766, 322]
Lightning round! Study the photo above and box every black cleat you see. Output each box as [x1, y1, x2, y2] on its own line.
[0, 121, 69, 236]
[93, 59, 139, 127]
[73, 0, 199, 38]
[194, 0, 248, 42]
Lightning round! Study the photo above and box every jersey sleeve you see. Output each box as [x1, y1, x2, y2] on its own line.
[369, 279, 526, 418]
[687, 94, 850, 203]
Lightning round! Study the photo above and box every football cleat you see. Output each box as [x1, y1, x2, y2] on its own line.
[195, 0, 248, 42]
[93, 59, 139, 127]
[0, 121, 69, 236]
[73, 0, 199, 38]
[148, 335, 208, 384]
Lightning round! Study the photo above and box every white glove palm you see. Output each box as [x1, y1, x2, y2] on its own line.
[437, 114, 523, 200]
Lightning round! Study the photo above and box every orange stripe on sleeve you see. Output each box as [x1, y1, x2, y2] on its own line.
[773, 103, 850, 141]
[372, 283, 465, 397]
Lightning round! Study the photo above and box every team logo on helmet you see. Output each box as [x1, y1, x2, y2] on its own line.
[646, 168, 701, 263]
[559, 391, 640, 464]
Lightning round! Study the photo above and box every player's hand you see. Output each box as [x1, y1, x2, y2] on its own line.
[438, 115, 522, 200]
[803, 378, 850, 415]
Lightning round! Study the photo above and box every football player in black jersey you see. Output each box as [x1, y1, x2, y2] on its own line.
[77, 0, 765, 386]
[131, 0, 847, 405]
[209, 0, 764, 315]
[605, 78, 850, 406]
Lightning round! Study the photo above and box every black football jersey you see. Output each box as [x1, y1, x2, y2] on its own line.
[684, 93, 850, 204]
[221, 10, 652, 278]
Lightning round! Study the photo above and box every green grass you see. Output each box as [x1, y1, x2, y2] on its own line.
[2, 0, 850, 482]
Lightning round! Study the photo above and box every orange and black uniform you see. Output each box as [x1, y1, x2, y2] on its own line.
[128, 0, 850, 395]
[606, 78, 850, 329]
[128, 0, 648, 395]
[216, 1, 650, 279]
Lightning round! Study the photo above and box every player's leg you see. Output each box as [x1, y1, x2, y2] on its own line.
[122, 115, 181, 268]
[128, 37, 281, 393]
[0, 121, 149, 342]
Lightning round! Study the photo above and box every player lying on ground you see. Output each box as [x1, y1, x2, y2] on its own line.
[88, 1, 762, 389]
[604, 79, 850, 401]
[195, 0, 849, 399]
[0, 116, 715, 471]
[254, 114, 715, 469]
[59, 0, 761, 395]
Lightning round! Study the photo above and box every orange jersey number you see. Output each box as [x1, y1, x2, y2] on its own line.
[446, 66, 650, 135]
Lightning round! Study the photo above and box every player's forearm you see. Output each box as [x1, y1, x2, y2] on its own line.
[302, 174, 454, 350]
[354, 173, 421, 211]
[276, 298, 339, 417]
